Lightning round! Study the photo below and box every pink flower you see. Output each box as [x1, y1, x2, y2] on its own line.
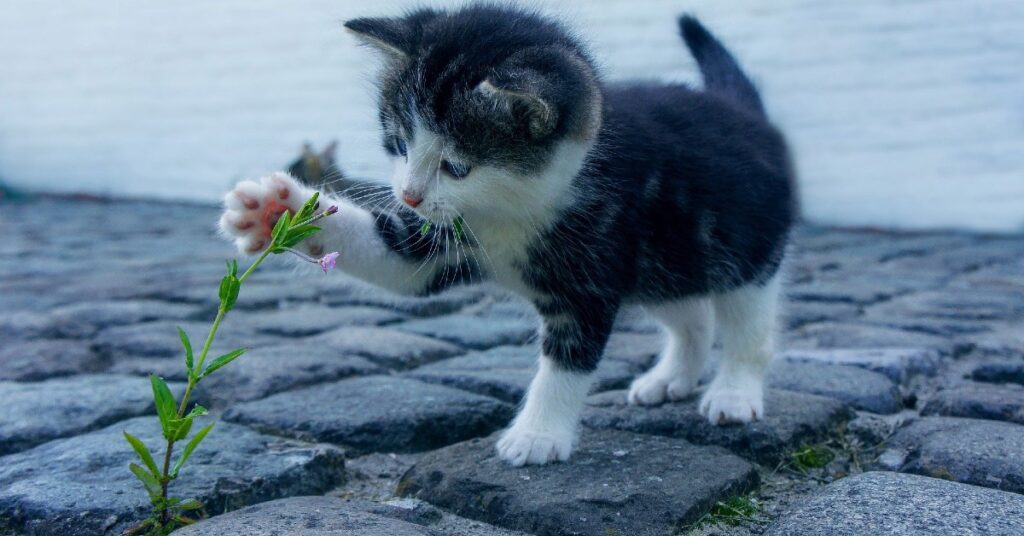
[324, 205, 339, 216]
[319, 252, 340, 273]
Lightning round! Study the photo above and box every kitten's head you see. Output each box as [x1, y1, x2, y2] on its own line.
[345, 5, 602, 223]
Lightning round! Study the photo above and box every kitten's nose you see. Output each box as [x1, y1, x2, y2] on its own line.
[402, 192, 422, 208]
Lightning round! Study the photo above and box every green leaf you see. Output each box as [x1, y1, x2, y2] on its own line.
[172, 415, 193, 441]
[294, 192, 320, 223]
[200, 348, 247, 379]
[150, 375, 178, 440]
[123, 431, 160, 478]
[270, 210, 292, 245]
[185, 404, 208, 419]
[219, 274, 241, 312]
[279, 225, 321, 249]
[177, 327, 194, 377]
[419, 221, 432, 236]
[453, 216, 464, 242]
[171, 423, 214, 478]
[174, 498, 203, 511]
[129, 463, 163, 501]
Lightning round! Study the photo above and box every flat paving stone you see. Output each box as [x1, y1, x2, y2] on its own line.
[306, 326, 465, 370]
[406, 345, 641, 403]
[224, 376, 513, 454]
[0, 311, 54, 341]
[398, 429, 759, 536]
[321, 280, 486, 317]
[95, 320, 274, 358]
[190, 345, 382, 407]
[603, 331, 663, 368]
[175, 496, 445, 536]
[0, 417, 346, 536]
[884, 416, 1024, 493]
[782, 300, 860, 330]
[765, 471, 1024, 536]
[971, 360, 1024, 385]
[582, 389, 853, 464]
[766, 360, 903, 414]
[231, 304, 406, 337]
[786, 322, 952, 352]
[0, 339, 105, 381]
[0, 374, 180, 455]
[781, 347, 945, 383]
[394, 314, 537, 350]
[613, 307, 662, 333]
[922, 382, 1024, 424]
[47, 299, 202, 338]
[868, 288, 1024, 323]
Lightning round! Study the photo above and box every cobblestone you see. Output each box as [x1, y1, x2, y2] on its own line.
[223, 376, 514, 454]
[2, 197, 1023, 534]
[765, 472, 1024, 536]
[582, 389, 853, 464]
[398, 430, 758, 536]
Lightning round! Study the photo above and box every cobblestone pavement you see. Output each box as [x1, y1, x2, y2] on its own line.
[1, 197, 1023, 535]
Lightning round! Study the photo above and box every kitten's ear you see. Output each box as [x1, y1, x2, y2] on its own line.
[344, 9, 440, 59]
[344, 17, 411, 58]
[476, 76, 559, 139]
[321, 140, 338, 162]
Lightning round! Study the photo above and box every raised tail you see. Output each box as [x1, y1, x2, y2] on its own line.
[679, 15, 765, 117]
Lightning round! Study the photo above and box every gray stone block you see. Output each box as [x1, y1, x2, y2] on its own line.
[95, 320, 274, 358]
[786, 323, 952, 353]
[766, 360, 902, 414]
[765, 471, 1024, 536]
[582, 389, 853, 464]
[922, 382, 1024, 424]
[0, 374, 180, 455]
[782, 347, 945, 383]
[972, 360, 1024, 385]
[232, 304, 405, 337]
[603, 331, 663, 368]
[885, 416, 1024, 493]
[224, 376, 513, 454]
[191, 345, 382, 406]
[0, 340, 105, 381]
[0, 417, 346, 536]
[398, 429, 759, 536]
[395, 314, 537, 350]
[174, 496, 446, 536]
[407, 345, 641, 403]
[307, 326, 465, 370]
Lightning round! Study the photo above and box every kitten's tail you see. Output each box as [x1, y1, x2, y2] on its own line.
[678, 15, 765, 117]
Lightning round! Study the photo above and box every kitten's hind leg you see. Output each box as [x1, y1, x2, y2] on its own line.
[628, 298, 713, 405]
[700, 275, 781, 424]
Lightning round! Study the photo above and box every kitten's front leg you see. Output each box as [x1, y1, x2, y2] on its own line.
[219, 172, 452, 295]
[496, 308, 615, 466]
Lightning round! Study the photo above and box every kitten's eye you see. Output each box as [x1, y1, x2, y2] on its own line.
[441, 160, 471, 179]
[395, 138, 408, 159]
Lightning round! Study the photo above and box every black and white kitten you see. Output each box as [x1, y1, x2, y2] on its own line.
[219, 5, 795, 466]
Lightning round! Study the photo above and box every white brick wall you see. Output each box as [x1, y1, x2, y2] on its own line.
[1, 0, 1021, 231]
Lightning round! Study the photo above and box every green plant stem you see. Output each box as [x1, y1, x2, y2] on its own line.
[156, 246, 273, 525]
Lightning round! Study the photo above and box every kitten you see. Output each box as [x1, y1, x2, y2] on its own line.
[219, 5, 795, 466]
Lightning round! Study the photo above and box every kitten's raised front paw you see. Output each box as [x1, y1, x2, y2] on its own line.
[496, 427, 573, 467]
[627, 369, 697, 406]
[699, 380, 764, 425]
[219, 172, 307, 254]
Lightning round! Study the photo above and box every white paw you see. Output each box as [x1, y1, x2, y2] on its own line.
[219, 172, 308, 254]
[699, 380, 764, 425]
[627, 369, 697, 406]
[496, 427, 573, 467]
